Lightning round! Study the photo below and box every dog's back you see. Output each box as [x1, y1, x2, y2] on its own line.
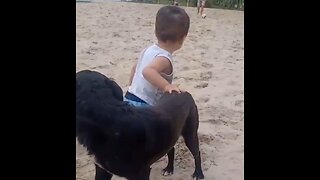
[76, 70, 203, 179]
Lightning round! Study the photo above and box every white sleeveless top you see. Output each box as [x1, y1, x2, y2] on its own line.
[128, 44, 173, 106]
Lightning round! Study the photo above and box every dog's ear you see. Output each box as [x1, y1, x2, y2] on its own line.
[104, 79, 123, 101]
[110, 80, 123, 101]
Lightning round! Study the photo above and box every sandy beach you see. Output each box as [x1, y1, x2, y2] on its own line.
[76, 2, 244, 180]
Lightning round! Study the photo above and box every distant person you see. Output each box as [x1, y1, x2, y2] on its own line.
[197, 0, 206, 17]
[171, 0, 179, 6]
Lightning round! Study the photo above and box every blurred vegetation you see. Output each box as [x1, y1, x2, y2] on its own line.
[130, 0, 244, 10]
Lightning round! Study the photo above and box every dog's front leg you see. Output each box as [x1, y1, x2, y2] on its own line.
[182, 123, 205, 179]
[95, 163, 113, 180]
[162, 147, 175, 176]
[183, 105, 205, 179]
[183, 133, 205, 180]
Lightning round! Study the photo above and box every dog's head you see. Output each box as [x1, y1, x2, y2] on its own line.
[76, 70, 123, 102]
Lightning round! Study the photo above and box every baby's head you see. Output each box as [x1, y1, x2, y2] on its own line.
[155, 6, 190, 50]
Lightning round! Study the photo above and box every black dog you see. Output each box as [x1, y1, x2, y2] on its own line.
[76, 70, 204, 180]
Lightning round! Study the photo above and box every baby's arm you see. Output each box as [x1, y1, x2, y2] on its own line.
[142, 56, 181, 93]
[128, 62, 137, 85]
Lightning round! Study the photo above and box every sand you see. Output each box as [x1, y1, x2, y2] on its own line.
[76, 2, 244, 180]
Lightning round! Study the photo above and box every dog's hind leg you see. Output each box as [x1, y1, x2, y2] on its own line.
[182, 106, 205, 180]
[183, 132, 205, 179]
[95, 164, 113, 180]
[162, 147, 175, 176]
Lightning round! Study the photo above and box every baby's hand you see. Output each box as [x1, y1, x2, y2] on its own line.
[163, 84, 185, 93]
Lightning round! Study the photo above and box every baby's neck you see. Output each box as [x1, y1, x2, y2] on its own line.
[157, 41, 179, 54]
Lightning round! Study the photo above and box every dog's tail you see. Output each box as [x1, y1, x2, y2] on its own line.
[76, 115, 108, 155]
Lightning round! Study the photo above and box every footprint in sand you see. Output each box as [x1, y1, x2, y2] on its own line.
[234, 100, 244, 107]
[188, 35, 198, 42]
[199, 44, 209, 50]
[199, 71, 213, 81]
[85, 51, 94, 55]
[201, 62, 214, 68]
[82, 31, 95, 39]
[181, 66, 190, 71]
[196, 95, 210, 104]
[199, 134, 215, 145]
[113, 32, 121, 38]
[228, 80, 237, 86]
[195, 82, 208, 89]
[97, 65, 110, 69]
[174, 76, 194, 81]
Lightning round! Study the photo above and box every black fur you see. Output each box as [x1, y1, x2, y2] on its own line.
[76, 70, 204, 180]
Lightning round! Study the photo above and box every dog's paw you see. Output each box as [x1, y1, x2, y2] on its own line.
[192, 170, 205, 179]
[162, 167, 173, 176]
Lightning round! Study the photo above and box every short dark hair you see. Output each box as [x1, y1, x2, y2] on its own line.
[155, 6, 190, 42]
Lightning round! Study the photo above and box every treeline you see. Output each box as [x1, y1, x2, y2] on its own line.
[131, 0, 244, 10]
